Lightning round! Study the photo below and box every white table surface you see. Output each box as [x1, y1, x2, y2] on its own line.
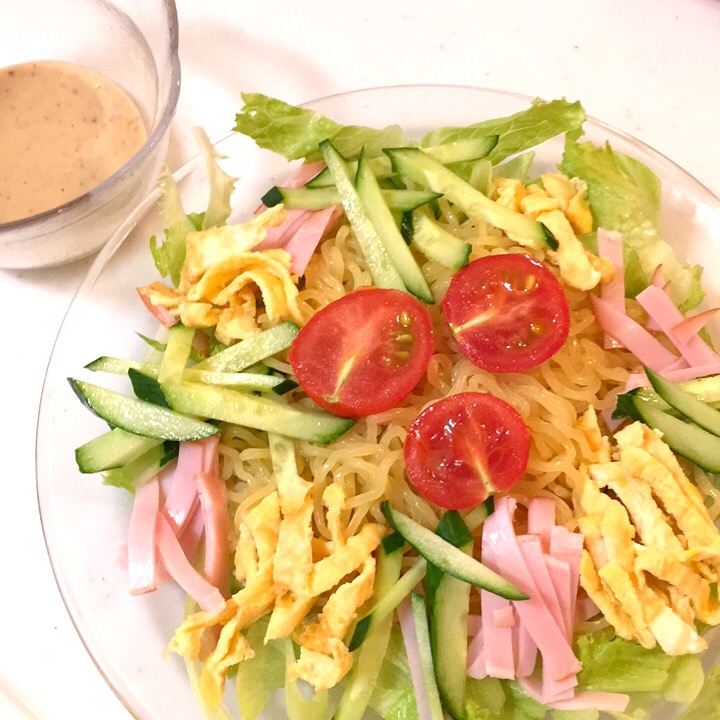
[2, 0, 720, 718]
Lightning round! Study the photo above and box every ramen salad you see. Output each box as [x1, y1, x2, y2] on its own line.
[70, 94, 720, 720]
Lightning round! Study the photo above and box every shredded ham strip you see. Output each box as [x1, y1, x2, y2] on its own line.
[195, 470, 230, 597]
[590, 295, 678, 371]
[127, 477, 160, 595]
[156, 513, 225, 615]
[636, 284, 720, 366]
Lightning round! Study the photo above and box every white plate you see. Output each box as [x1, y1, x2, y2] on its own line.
[37, 85, 720, 720]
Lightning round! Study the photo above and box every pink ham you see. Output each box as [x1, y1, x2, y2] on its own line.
[514, 618, 538, 678]
[549, 526, 584, 635]
[127, 477, 161, 594]
[597, 228, 625, 349]
[480, 523, 517, 679]
[155, 513, 225, 615]
[136, 285, 177, 328]
[163, 437, 218, 536]
[527, 496, 555, 552]
[519, 676, 629, 712]
[256, 208, 310, 250]
[195, 471, 230, 597]
[493, 606, 515, 628]
[284, 205, 343, 275]
[636, 284, 720, 366]
[590, 295, 678, 370]
[624, 361, 720, 392]
[672, 307, 720, 345]
[483, 497, 581, 683]
[254, 161, 327, 250]
[466, 627, 488, 679]
[397, 597, 435, 720]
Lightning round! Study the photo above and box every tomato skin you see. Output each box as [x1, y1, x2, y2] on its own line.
[403, 392, 530, 510]
[441, 253, 570, 373]
[289, 288, 434, 418]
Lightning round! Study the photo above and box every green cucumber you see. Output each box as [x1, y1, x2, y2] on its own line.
[75, 427, 162, 473]
[427, 512, 473, 720]
[262, 186, 441, 213]
[333, 532, 405, 720]
[409, 592, 444, 720]
[103, 441, 178, 492]
[305, 155, 394, 188]
[677, 373, 720, 403]
[87, 355, 283, 392]
[381, 502, 527, 600]
[630, 396, 720, 473]
[157, 324, 195, 384]
[69, 379, 219, 441]
[320, 141, 406, 292]
[194, 321, 299, 372]
[128, 368, 169, 407]
[646, 367, 720, 437]
[384, 147, 555, 250]
[406, 210, 471, 270]
[422, 136, 498, 165]
[347, 557, 427, 651]
[354, 153, 434, 303]
[161, 381, 354, 444]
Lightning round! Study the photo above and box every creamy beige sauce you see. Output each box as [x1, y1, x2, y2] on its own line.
[0, 60, 147, 223]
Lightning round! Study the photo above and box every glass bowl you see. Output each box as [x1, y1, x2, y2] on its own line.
[37, 85, 720, 720]
[0, 0, 180, 269]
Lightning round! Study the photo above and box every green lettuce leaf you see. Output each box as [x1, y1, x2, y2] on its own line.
[193, 126, 237, 230]
[420, 98, 585, 165]
[234, 92, 405, 162]
[149, 170, 197, 287]
[369, 625, 413, 717]
[676, 665, 720, 720]
[234, 619, 285, 720]
[559, 132, 704, 312]
[386, 686, 420, 720]
[575, 629, 704, 704]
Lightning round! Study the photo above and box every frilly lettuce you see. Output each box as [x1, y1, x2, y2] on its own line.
[234, 93, 405, 162]
[150, 128, 237, 286]
[559, 131, 704, 312]
[575, 629, 704, 705]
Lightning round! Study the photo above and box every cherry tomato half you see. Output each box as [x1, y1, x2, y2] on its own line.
[441, 253, 570, 373]
[289, 288, 434, 418]
[403, 392, 530, 510]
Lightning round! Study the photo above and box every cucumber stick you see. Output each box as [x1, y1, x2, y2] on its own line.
[428, 512, 473, 720]
[347, 556, 427, 651]
[87, 356, 283, 391]
[384, 147, 555, 250]
[306, 155, 394, 188]
[407, 210, 471, 270]
[157, 324, 195, 384]
[320, 140, 406, 293]
[262, 186, 441, 213]
[408, 592, 444, 720]
[333, 533, 405, 720]
[355, 153, 434, 303]
[631, 396, 720, 473]
[646, 367, 720, 437]
[69, 379, 219, 441]
[75, 427, 162, 473]
[162, 381, 354, 444]
[194, 321, 299, 372]
[381, 502, 527, 600]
